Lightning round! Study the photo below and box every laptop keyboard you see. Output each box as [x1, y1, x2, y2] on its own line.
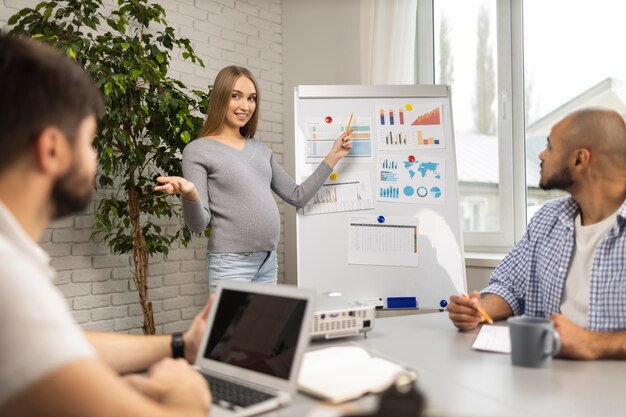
[203, 374, 275, 408]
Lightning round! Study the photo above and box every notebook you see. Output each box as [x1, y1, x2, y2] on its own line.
[194, 281, 316, 417]
[298, 345, 416, 404]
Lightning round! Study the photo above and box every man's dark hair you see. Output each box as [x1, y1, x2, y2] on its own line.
[0, 34, 104, 172]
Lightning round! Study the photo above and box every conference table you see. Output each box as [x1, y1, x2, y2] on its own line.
[267, 312, 626, 417]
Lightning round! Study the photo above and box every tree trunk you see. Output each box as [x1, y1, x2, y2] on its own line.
[128, 174, 155, 335]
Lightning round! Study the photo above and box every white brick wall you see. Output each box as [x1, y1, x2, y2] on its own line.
[0, 0, 284, 334]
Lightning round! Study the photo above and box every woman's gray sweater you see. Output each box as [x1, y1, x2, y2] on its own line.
[181, 137, 332, 252]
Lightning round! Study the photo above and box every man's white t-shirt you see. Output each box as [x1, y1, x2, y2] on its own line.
[560, 210, 619, 328]
[0, 202, 95, 408]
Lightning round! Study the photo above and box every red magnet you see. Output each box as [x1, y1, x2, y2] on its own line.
[325, 116, 333, 124]
[408, 155, 416, 162]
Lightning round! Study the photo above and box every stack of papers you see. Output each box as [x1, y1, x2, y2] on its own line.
[298, 346, 415, 404]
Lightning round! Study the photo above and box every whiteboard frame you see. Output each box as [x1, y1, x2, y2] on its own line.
[294, 85, 467, 310]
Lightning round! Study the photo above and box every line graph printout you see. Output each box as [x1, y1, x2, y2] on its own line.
[305, 115, 372, 162]
[348, 215, 419, 267]
[377, 153, 446, 205]
[303, 171, 373, 215]
[375, 103, 446, 150]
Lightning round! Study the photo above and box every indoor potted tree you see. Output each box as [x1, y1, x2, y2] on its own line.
[8, 0, 210, 334]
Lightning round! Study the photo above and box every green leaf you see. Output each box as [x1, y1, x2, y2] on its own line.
[67, 47, 76, 60]
[131, 69, 142, 79]
[106, 18, 117, 30]
[180, 131, 191, 143]
[43, 5, 53, 20]
[7, 14, 20, 25]
[156, 54, 164, 64]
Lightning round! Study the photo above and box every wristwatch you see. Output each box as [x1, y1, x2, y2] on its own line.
[171, 332, 185, 359]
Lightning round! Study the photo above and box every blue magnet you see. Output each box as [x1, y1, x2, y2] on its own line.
[439, 299, 448, 308]
[377, 215, 385, 223]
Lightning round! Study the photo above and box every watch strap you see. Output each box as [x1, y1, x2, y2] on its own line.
[171, 332, 185, 359]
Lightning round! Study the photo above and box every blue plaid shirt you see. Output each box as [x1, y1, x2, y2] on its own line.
[483, 196, 626, 331]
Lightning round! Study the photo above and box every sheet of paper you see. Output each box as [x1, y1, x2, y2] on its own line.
[304, 115, 373, 162]
[377, 153, 445, 204]
[375, 103, 446, 151]
[472, 325, 511, 353]
[348, 215, 419, 267]
[303, 171, 374, 215]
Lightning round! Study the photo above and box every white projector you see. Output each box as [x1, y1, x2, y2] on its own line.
[310, 295, 376, 340]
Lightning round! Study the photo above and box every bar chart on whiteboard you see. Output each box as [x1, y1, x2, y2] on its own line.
[376, 103, 446, 150]
[303, 171, 374, 215]
[304, 115, 373, 162]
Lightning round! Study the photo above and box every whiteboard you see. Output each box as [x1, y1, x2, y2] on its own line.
[294, 85, 466, 310]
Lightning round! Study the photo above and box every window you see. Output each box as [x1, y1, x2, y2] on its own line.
[523, 0, 626, 212]
[419, 0, 626, 252]
[418, 0, 522, 251]
[460, 198, 489, 232]
[434, 0, 500, 235]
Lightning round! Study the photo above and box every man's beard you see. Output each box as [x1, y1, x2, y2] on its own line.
[51, 168, 94, 220]
[539, 165, 574, 191]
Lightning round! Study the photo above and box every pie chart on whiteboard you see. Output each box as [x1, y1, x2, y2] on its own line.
[430, 186, 442, 198]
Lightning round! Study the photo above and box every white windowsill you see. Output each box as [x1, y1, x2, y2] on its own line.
[464, 252, 506, 268]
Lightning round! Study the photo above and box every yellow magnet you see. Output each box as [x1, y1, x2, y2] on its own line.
[405, 104, 413, 111]
[330, 172, 338, 181]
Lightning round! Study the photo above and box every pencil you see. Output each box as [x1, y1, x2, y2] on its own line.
[346, 113, 353, 134]
[462, 293, 493, 324]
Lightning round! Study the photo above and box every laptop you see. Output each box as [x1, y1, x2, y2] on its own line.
[194, 281, 317, 417]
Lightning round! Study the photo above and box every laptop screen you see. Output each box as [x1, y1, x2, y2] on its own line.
[202, 288, 308, 380]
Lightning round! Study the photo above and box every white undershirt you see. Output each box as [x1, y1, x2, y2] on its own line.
[560, 210, 618, 327]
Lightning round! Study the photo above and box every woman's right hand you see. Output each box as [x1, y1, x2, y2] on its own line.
[323, 128, 353, 168]
[155, 176, 199, 201]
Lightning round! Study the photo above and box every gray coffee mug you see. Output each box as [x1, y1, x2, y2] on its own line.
[507, 316, 561, 368]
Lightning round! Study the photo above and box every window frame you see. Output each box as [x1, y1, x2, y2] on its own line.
[416, 0, 527, 252]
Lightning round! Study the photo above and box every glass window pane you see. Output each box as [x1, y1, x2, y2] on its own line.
[434, 0, 500, 233]
[524, 1, 626, 219]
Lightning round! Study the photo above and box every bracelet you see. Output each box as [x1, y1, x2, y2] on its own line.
[171, 332, 185, 359]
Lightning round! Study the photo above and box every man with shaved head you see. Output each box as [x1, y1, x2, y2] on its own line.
[447, 108, 626, 360]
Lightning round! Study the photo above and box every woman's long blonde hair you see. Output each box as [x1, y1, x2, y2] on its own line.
[199, 66, 260, 139]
